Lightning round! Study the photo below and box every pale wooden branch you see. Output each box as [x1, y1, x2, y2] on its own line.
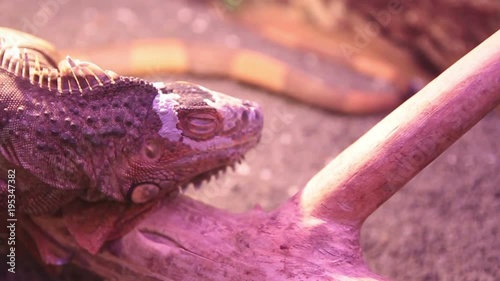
[299, 30, 500, 224]
[30, 30, 499, 281]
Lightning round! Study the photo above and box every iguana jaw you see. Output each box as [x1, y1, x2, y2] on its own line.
[180, 157, 242, 189]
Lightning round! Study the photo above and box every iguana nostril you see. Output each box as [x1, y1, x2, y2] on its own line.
[241, 100, 263, 123]
[241, 110, 249, 122]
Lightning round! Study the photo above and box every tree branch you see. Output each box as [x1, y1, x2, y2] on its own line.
[299, 30, 500, 224]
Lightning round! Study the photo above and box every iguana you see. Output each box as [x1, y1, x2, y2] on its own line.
[0, 27, 263, 260]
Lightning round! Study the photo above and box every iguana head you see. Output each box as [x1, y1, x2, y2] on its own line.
[118, 81, 263, 204]
[0, 51, 263, 207]
[0, 28, 263, 258]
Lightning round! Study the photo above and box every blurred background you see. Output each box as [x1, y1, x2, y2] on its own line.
[0, 0, 499, 280]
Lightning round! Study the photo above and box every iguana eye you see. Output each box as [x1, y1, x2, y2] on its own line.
[180, 112, 220, 140]
[129, 183, 159, 203]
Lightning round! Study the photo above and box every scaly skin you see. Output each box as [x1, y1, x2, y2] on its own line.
[0, 28, 263, 256]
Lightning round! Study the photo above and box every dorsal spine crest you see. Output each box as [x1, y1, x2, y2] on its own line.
[0, 42, 126, 95]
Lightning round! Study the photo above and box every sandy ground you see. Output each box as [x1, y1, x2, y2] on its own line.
[0, 1, 498, 280]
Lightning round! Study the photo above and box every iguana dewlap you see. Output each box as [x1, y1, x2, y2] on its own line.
[0, 27, 263, 256]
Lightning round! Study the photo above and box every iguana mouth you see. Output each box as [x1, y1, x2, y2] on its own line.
[181, 157, 244, 190]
